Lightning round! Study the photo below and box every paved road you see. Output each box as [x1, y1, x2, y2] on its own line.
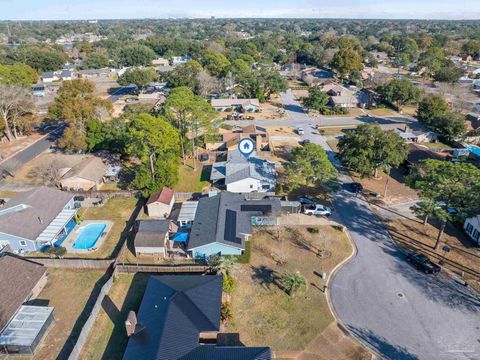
[0, 126, 64, 177]
[280, 90, 480, 360]
[107, 85, 138, 103]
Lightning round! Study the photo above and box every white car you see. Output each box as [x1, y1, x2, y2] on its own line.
[303, 204, 332, 217]
[296, 127, 305, 135]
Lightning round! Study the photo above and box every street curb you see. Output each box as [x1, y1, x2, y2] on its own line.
[325, 224, 384, 360]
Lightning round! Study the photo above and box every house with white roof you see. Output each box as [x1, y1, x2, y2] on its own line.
[210, 150, 276, 193]
[211, 98, 260, 112]
[0, 187, 77, 253]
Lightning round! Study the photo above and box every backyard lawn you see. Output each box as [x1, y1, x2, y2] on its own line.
[174, 159, 211, 193]
[79, 273, 149, 360]
[73, 198, 142, 259]
[226, 225, 353, 352]
[16, 269, 105, 360]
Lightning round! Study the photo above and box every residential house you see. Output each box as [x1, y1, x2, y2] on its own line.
[77, 68, 110, 79]
[170, 55, 192, 66]
[0, 254, 53, 355]
[0, 187, 76, 253]
[59, 156, 108, 191]
[301, 67, 336, 86]
[330, 95, 359, 108]
[32, 84, 46, 97]
[40, 72, 58, 83]
[60, 69, 73, 81]
[403, 143, 444, 173]
[464, 216, 480, 245]
[211, 98, 260, 112]
[151, 57, 170, 67]
[357, 89, 379, 109]
[134, 220, 175, 257]
[146, 187, 175, 218]
[396, 128, 438, 144]
[210, 125, 268, 151]
[320, 83, 359, 108]
[210, 150, 276, 193]
[123, 275, 271, 360]
[187, 191, 281, 259]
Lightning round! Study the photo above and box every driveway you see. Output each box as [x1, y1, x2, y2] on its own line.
[282, 90, 480, 359]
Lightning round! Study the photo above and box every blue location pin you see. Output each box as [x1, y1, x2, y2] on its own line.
[238, 138, 255, 159]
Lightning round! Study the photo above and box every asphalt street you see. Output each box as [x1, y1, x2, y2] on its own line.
[280, 90, 480, 360]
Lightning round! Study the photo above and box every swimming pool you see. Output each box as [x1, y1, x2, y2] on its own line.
[465, 145, 480, 157]
[72, 223, 106, 250]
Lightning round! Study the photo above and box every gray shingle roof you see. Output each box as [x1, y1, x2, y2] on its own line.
[188, 192, 281, 251]
[134, 220, 170, 248]
[122, 275, 222, 360]
[180, 346, 272, 360]
[0, 187, 73, 241]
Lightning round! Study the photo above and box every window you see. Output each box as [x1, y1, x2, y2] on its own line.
[19, 240, 27, 247]
[466, 223, 473, 234]
[473, 230, 480, 241]
[250, 184, 254, 189]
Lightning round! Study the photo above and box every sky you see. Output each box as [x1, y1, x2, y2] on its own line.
[1, 0, 479, 20]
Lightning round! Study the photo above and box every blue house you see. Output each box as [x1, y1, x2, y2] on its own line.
[187, 192, 281, 259]
[0, 187, 76, 253]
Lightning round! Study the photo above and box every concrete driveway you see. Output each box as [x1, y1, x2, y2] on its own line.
[282, 90, 480, 359]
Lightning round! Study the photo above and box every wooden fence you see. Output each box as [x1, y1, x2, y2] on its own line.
[26, 257, 114, 269]
[116, 264, 210, 274]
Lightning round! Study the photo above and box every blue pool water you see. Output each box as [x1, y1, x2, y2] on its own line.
[465, 145, 480, 157]
[72, 223, 106, 250]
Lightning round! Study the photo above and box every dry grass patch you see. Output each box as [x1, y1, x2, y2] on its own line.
[226, 225, 352, 351]
[16, 269, 105, 360]
[80, 274, 149, 360]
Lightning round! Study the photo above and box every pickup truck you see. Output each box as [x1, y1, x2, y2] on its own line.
[406, 252, 441, 274]
[303, 204, 332, 217]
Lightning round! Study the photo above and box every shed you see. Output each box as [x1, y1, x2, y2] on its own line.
[134, 220, 170, 257]
[177, 201, 198, 226]
[146, 187, 175, 218]
[0, 306, 54, 355]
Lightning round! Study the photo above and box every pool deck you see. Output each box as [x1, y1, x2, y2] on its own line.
[63, 220, 114, 254]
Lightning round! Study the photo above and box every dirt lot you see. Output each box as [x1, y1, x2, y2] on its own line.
[16, 269, 105, 360]
[80, 273, 149, 360]
[382, 216, 480, 293]
[226, 225, 368, 358]
[0, 133, 44, 161]
[5, 152, 88, 185]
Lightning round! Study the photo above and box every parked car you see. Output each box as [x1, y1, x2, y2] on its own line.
[406, 252, 441, 274]
[297, 196, 317, 205]
[349, 182, 363, 193]
[303, 204, 332, 217]
[296, 127, 305, 135]
[300, 139, 311, 146]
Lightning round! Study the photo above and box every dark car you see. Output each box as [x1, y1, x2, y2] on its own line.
[297, 196, 317, 205]
[349, 182, 363, 193]
[300, 139, 311, 146]
[406, 252, 441, 274]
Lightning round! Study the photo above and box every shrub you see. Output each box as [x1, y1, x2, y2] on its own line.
[236, 241, 251, 264]
[307, 227, 319, 234]
[223, 274, 236, 293]
[44, 246, 67, 258]
[221, 301, 233, 322]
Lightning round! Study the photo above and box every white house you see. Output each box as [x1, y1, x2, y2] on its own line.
[40, 72, 59, 83]
[60, 70, 73, 81]
[211, 98, 260, 112]
[171, 55, 192, 66]
[146, 187, 175, 218]
[464, 216, 480, 245]
[210, 150, 276, 193]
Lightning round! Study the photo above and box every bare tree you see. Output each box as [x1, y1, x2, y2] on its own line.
[30, 160, 66, 187]
[197, 70, 221, 97]
[0, 85, 34, 142]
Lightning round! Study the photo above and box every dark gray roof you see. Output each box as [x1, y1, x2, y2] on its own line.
[188, 192, 281, 250]
[41, 71, 55, 78]
[180, 346, 271, 360]
[0, 187, 73, 240]
[135, 220, 170, 248]
[123, 275, 222, 360]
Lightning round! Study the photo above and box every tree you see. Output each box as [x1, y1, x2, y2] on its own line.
[0, 85, 34, 141]
[11, 46, 67, 72]
[302, 87, 329, 112]
[284, 143, 337, 189]
[126, 113, 181, 196]
[84, 52, 109, 69]
[163, 60, 203, 91]
[417, 47, 445, 78]
[117, 44, 156, 66]
[85, 118, 128, 153]
[162, 87, 217, 169]
[417, 94, 449, 126]
[0, 64, 38, 86]
[407, 160, 480, 249]
[462, 40, 480, 59]
[49, 79, 112, 151]
[281, 271, 307, 297]
[337, 123, 408, 178]
[378, 79, 422, 111]
[202, 51, 231, 77]
[209, 255, 237, 275]
[330, 48, 363, 78]
[117, 67, 158, 88]
[430, 112, 467, 142]
[433, 63, 463, 83]
[257, 67, 288, 99]
[196, 69, 221, 97]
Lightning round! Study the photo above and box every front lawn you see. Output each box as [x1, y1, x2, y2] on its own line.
[80, 274, 149, 360]
[226, 225, 353, 351]
[16, 269, 105, 360]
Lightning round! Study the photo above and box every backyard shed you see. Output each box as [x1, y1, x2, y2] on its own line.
[134, 220, 171, 257]
[146, 187, 175, 218]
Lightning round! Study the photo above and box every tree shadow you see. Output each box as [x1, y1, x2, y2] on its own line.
[250, 265, 281, 290]
[200, 165, 211, 182]
[100, 273, 149, 360]
[346, 325, 419, 360]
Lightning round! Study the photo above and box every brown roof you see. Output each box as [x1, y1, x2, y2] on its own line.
[62, 156, 107, 182]
[406, 144, 444, 164]
[147, 187, 174, 205]
[0, 254, 47, 331]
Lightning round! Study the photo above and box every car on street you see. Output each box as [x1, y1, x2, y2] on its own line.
[349, 182, 363, 194]
[297, 196, 317, 205]
[303, 204, 332, 217]
[300, 139, 311, 145]
[296, 127, 304, 135]
[406, 252, 441, 274]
